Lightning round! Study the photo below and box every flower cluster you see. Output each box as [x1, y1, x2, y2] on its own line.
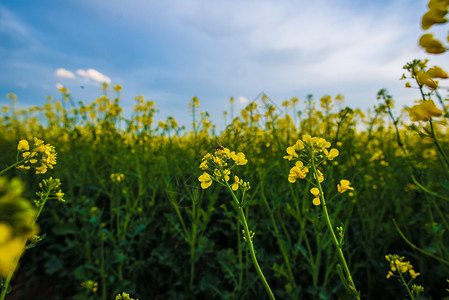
[16, 137, 57, 174]
[81, 280, 98, 293]
[198, 146, 250, 191]
[284, 135, 338, 184]
[35, 177, 65, 204]
[110, 173, 125, 183]
[385, 254, 421, 280]
[115, 292, 138, 300]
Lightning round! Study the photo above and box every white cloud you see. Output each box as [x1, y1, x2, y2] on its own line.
[55, 68, 75, 79]
[76, 68, 111, 84]
[238, 96, 249, 104]
[55, 83, 63, 89]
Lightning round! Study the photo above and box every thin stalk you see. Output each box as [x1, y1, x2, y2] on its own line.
[393, 219, 449, 266]
[429, 118, 449, 173]
[224, 181, 276, 300]
[311, 160, 360, 299]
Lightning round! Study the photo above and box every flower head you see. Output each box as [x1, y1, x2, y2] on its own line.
[337, 180, 354, 194]
[17, 140, 29, 151]
[310, 187, 321, 206]
[408, 100, 443, 122]
[198, 172, 212, 189]
[419, 33, 447, 54]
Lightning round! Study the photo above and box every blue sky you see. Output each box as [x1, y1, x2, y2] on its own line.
[1, 0, 448, 130]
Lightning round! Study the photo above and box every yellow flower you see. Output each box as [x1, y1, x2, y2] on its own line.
[198, 172, 212, 189]
[199, 160, 208, 170]
[35, 164, 48, 175]
[283, 146, 298, 161]
[421, 9, 448, 30]
[327, 148, 339, 160]
[0, 223, 27, 278]
[288, 161, 309, 183]
[419, 33, 447, 54]
[314, 169, 324, 183]
[405, 82, 412, 88]
[310, 187, 321, 206]
[230, 151, 248, 165]
[408, 100, 443, 122]
[222, 169, 231, 182]
[427, 65, 449, 79]
[17, 140, 29, 151]
[409, 269, 420, 279]
[231, 176, 240, 191]
[416, 70, 438, 89]
[337, 180, 354, 194]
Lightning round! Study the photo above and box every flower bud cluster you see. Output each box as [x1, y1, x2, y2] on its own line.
[385, 254, 420, 280]
[16, 137, 57, 174]
[198, 146, 250, 191]
[284, 135, 339, 184]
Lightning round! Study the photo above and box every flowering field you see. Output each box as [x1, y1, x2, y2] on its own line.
[1, 2, 449, 300]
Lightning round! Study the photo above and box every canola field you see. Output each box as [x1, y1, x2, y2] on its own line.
[1, 2, 449, 300]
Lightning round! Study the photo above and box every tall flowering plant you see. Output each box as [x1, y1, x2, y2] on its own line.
[284, 135, 360, 299]
[199, 146, 276, 300]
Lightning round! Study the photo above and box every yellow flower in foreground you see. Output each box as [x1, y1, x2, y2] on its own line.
[327, 148, 339, 160]
[310, 187, 321, 206]
[421, 9, 448, 30]
[416, 71, 438, 89]
[35, 164, 48, 175]
[288, 161, 309, 183]
[231, 176, 240, 191]
[230, 151, 248, 165]
[283, 146, 298, 161]
[408, 100, 443, 122]
[427, 66, 449, 79]
[17, 140, 29, 151]
[419, 33, 447, 54]
[0, 223, 26, 277]
[198, 172, 212, 189]
[337, 180, 354, 194]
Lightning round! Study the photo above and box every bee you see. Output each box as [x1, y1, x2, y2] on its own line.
[215, 144, 224, 151]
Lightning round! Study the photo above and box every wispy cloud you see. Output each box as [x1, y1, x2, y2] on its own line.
[76, 69, 111, 84]
[55, 68, 75, 79]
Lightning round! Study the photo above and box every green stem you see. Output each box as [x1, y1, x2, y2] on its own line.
[225, 182, 276, 300]
[395, 262, 415, 300]
[429, 118, 449, 173]
[392, 219, 449, 266]
[0, 159, 26, 176]
[311, 160, 360, 299]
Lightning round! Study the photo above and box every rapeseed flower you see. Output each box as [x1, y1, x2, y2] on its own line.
[310, 187, 321, 206]
[16, 137, 57, 174]
[416, 70, 438, 89]
[337, 180, 354, 194]
[288, 161, 309, 183]
[385, 254, 420, 279]
[419, 33, 447, 54]
[408, 100, 443, 121]
[198, 146, 249, 192]
[17, 140, 29, 151]
[422, 8, 448, 30]
[427, 65, 448, 78]
[198, 172, 213, 189]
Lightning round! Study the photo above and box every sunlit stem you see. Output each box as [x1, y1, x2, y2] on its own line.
[310, 159, 360, 299]
[224, 180, 276, 300]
